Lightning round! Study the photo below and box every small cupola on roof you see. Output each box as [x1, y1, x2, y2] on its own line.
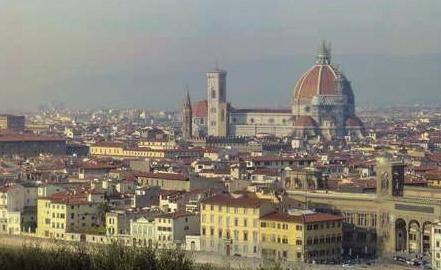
[316, 41, 331, 65]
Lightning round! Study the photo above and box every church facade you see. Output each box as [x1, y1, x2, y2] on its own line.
[182, 42, 364, 140]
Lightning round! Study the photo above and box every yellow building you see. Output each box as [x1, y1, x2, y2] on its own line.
[135, 172, 191, 191]
[200, 193, 275, 257]
[138, 139, 177, 150]
[89, 142, 166, 158]
[36, 191, 103, 239]
[89, 142, 202, 159]
[260, 210, 343, 263]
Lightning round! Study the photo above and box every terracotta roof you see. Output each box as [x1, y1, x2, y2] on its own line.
[294, 64, 340, 100]
[345, 116, 364, 127]
[192, 100, 208, 118]
[293, 116, 318, 128]
[0, 134, 65, 142]
[261, 211, 343, 224]
[92, 142, 123, 147]
[201, 194, 271, 208]
[232, 108, 291, 114]
[42, 190, 90, 205]
[135, 172, 188, 181]
[250, 155, 316, 162]
[80, 162, 118, 170]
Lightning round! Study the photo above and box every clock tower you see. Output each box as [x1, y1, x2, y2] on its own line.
[376, 157, 405, 198]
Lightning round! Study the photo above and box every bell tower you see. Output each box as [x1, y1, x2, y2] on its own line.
[207, 69, 228, 137]
[181, 90, 192, 140]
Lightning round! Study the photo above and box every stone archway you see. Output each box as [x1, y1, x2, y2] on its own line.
[422, 221, 432, 255]
[395, 218, 407, 252]
[408, 220, 421, 254]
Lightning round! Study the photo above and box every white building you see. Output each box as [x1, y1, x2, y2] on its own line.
[432, 222, 441, 270]
[190, 43, 364, 140]
[0, 183, 38, 234]
[155, 212, 200, 249]
[130, 216, 156, 247]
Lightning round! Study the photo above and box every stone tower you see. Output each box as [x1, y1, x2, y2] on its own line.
[376, 157, 405, 198]
[182, 91, 192, 140]
[207, 69, 228, 137]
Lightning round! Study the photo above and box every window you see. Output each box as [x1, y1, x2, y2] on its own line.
[243, 232, 248, 241]
[296, 240, 302, 245]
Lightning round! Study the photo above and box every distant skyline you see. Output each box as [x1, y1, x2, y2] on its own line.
[0, 0, 440, 112]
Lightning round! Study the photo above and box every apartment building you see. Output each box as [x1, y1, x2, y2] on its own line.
[36, 191, 103, 239]
[260, 210, 343, 263]
[200, 193, 275, 257]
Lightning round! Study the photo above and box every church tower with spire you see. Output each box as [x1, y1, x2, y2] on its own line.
[182, 90, 193, 140]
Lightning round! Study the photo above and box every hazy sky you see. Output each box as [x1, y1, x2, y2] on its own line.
[0, 0, 440, 112]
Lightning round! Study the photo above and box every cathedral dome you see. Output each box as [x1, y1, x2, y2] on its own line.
[293, 42, 353, 102]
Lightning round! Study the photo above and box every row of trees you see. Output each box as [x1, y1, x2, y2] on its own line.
[0, 242, 194, 270]
[0, 241, 287, 270]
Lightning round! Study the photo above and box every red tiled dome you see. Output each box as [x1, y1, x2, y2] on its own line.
[293, 116, 318, 128]
[294, 64, 340, 100]
[345, 116, 363, 127]
[192, 100, 207, 118]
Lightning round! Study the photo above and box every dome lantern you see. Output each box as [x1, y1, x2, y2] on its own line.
[316, 41, 331, 65]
